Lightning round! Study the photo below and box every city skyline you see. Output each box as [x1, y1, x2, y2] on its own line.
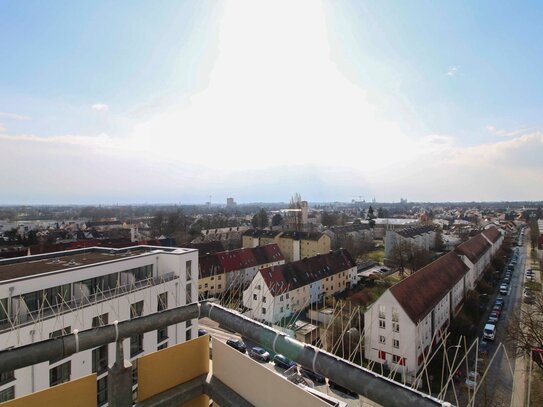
[1, 0, 543, 204]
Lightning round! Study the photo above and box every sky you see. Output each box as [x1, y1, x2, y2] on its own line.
[1, 0, 543, 204]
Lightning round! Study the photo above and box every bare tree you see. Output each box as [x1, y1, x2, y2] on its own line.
[289, 192, 303, 231]
[506, 292, 543, 370]
[391, 240, 432, 277]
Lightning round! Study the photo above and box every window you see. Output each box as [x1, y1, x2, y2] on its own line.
[393, 355, 405, 365]
[378, 350, 386, 360]
[157, 292, 168, 312]
[130, 301, 144, 357]
[393, 339, 400, 349]
[379, 335, 386, 344]
[253, 294, 257, 301]
[158, 342, 168, 351]
[379, 305, 386, 319]
[186, 319, 192, 328]
[0, 370, 14, 386]
[93, 313, 108, 327]
[186, 260, 192, 281]
[97, 376, 108, 406]
[262, 308, 266, 315]
[218, 284, 222, 289]
[218, 275, 221, 280]
[50, 361, 71, 387]
[186, 284, 192, 303]
[286, 293, 289, 299]
[92, 345, 108, 375]
[279, 295, 283, 301]
[379, 320, 386, 329]
[262, 296, 267, 303]
[280, 307, 284, 313]
[186, 329, 192, 341]
[132, 360, 138, 386]
[393, 322, 400, 333]
[0, 386, 14, 402]
[392, 307, 399, 322]
[157, 326, 168, 343]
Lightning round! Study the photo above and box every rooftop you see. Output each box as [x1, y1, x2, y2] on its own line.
[0, 246, 192, 282]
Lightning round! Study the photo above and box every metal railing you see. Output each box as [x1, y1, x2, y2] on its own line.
[0, 301, 449, 407]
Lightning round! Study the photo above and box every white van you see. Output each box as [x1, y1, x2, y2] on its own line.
[484, 323, 496, 340]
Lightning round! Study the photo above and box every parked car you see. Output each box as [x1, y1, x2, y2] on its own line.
[273, 354, 296, 370]
[300, 367, 326, 384]
[479, 338, 489, 356]
[503, 277, 510, 284]
[329, 380, 359, 398]
[492, 305, 502, 316]
[499, 284, 508, 295]
[198, 328, 208, 337]
[226, 338, 247, 353]
[488, 311, 499, 324]
[465, 371, 480, 389]
[249, 346, 270, 362]
[484, 323, 496, 341]
[495, 297, 505, 307]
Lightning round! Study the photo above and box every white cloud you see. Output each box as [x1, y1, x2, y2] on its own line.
[485, 124, 531, 137]
[446, 66, 458, 76]
[0, 123, 6, 133]
[0, 112, 30, 120]
[91, 103, 109, 112]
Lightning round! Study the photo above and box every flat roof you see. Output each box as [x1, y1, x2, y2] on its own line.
[0, 246, 195, 282]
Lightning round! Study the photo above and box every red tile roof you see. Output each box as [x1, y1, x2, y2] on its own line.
[481, 226, 501, 243]
[455, 234, 491, 263]
[259, 249, 356, 296]
[389, 252, 469, 323]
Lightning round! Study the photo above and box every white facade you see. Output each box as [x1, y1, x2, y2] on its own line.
[0, 246, 198, 404]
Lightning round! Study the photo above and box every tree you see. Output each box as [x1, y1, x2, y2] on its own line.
[390, 240, 432, 276]
[289, 193, 303, 231]
[366, 206, 376, 228]
[434, 229, 445, 251]
[251, 208, 269, 229]
[321, 211, 338, 227]
[377, 207, 388, 218]
[271, 213, 283, 227]
[506, 292, 543, 370]
[530, 218, 540, 250]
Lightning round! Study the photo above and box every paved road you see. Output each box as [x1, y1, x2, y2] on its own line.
[445, 232, 528, 407]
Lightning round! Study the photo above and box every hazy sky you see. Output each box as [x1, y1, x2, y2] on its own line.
[1, 0, 542, 204]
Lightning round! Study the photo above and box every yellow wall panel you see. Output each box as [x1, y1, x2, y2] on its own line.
[1, 374, 96, 407]
[138, 335, 209, 402]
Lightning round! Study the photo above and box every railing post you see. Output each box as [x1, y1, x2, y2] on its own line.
[108, 339, 133, 407]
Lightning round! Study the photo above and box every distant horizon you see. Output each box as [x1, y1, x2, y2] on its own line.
[2, 1, 543, 203]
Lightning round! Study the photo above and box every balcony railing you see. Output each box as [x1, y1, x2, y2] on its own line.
[0, 272, 178, 333]
[0, 301, 446, 407]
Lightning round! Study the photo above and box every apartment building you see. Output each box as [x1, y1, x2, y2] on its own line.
[242, 230, 331, 262]
[0, 245, 198, 405]
[365, 226, 503, 380]
[384, 225, 436, 259]
[242, 249, 357, 323]
[198, 244, 285, 297]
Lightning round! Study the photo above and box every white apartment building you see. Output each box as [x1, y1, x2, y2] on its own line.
[384, 225, 436, 259]
[365, 226, 503, 380]
[242, 249, 357, 324]
[0, 245, 198, 405]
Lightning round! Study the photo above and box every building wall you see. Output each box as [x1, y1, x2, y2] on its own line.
[0, 248, 198, 402]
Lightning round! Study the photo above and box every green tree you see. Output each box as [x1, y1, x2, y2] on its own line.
[366, 206, 376, 228]
[251, 208, 269, 229]
[271, 213, 283, 227]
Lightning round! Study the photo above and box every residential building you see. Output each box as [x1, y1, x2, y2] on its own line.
[242, 249, 357, 323]
[384, 225, 436, 259]
[0, 245, 198, 404]
[242, 230, 331, 262]
[198, 244, 285, 297]
[365, 226, 503, 380]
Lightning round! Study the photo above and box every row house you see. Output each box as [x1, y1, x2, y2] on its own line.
[242, 230, 331, 262]
[365, 226, 503, 379]
[242, 249, 357, 324]
[198, 244, 285, 297]
[384, 225, 436, 259]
